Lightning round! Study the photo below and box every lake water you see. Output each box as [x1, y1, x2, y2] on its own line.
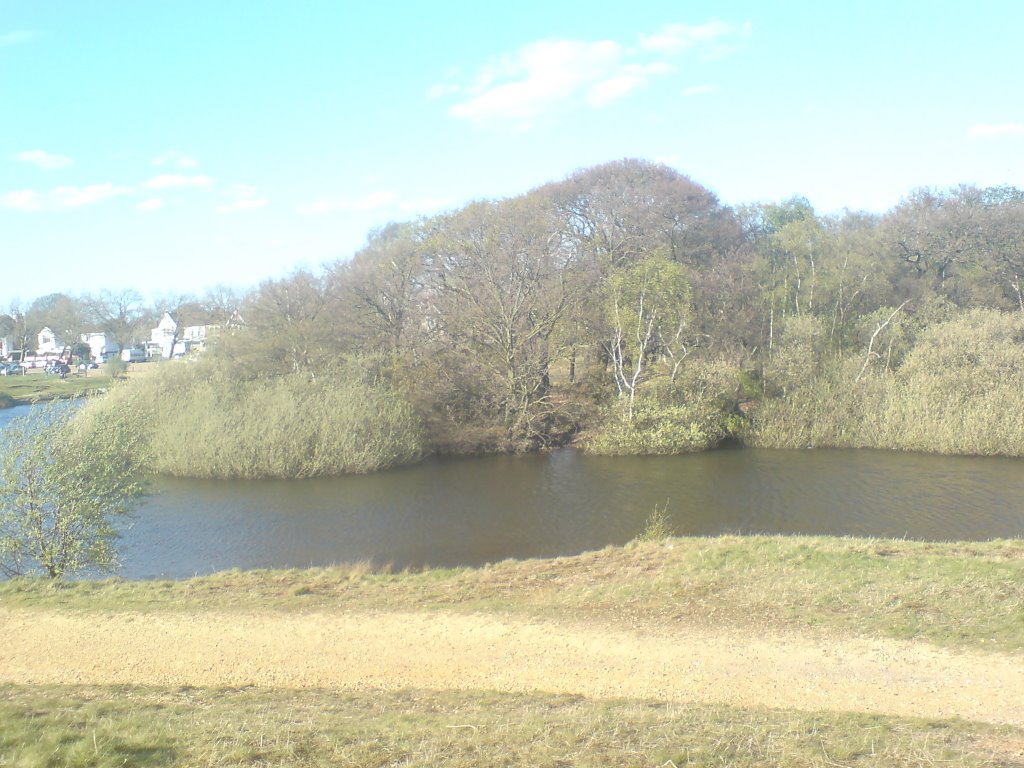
[120, 447, 1024, 579]
[3, 404, 1023, 579]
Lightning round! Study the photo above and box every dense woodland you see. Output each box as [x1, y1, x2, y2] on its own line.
[17, 159, 1024, 476]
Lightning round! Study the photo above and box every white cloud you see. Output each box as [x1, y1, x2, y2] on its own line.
[438, 21, 749, 126]
[0, 30, 36, 48]
[152, 149, 199, 168]
[639, 21, 742, 52]
[354, 191, 397, 210]
[216, 184, 268, 213]
[217, 198, 267, 213]
[145, 173, 213, 189]
[15, 149, 73, 170]
[53, 184, 132, 208]
[969, 123, 1024, 138]
[587, 75, 646, 107]
[682, 84, 718, 97]
[0, 189, 41, 211]
[398, 196, 451, 213]
[1, 183, 132, 211]
[426, 83, 460, 100]
[447, 39, 626, 124]
[137, 198, 164, 212]
[297, 191, 397, 215]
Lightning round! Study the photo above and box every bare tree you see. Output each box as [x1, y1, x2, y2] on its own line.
[84, 289, 150, 354]
[426, 196, 580, 441]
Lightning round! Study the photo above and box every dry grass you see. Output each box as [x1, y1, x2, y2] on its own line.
[0, 684, 1021, 768]
[3, 535, 1022, 652]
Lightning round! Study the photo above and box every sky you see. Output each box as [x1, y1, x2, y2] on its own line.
[1, 0, 1022, 309]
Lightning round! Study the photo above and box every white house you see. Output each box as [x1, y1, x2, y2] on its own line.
[0, 333, 16, 360]
[150, 312, 214, 359]
[81, 332, 121, 361]
[36, 327, 67, 356]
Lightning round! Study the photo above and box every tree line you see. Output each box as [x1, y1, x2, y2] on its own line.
[38, 159, 1024, 470]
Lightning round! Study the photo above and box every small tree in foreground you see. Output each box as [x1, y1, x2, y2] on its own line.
[0, 402, 148, 579]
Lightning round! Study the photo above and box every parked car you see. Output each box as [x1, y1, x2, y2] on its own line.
[78, 361, 99, 371]
[0, 363, 26, 376]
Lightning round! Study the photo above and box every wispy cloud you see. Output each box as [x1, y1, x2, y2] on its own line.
[0, 190, 40, 211]
[145, 173, 213, 189]
[435, 21, 748, 127]
[15, 149, 73, 170]
[297, 191, 397, 215]
[137, 198, 164, 212]
[1, 183, 132, 211]
[968, 123, 1024, 138]
[216, 184, 268, 213]
[639, 21, 747, 53]
[398, 196, 451, 213]
[682, 84, 718, 97]
[0, 30, 36, 48]
[152, 149, 199, 168]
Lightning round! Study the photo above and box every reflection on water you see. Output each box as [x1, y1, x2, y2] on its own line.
[119, 447, 1024, 579]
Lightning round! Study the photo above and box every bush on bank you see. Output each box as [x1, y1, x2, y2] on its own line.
[78, 358, 424, 478]
[749, 309, 1024, 455]
[583, 358, 743, 455]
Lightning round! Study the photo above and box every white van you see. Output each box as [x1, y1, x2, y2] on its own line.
[121, 348, 147, 363]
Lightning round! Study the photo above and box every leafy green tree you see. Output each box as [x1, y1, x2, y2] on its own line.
[605, 253, 693, 421]
[0, 403, 148, 579]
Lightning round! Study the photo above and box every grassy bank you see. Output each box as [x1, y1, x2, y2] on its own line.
[1, 684, 1020, 768]
[4, 536, 1023, 653]
[3, 536, 1023, 767]
[0, 371, 113, 407]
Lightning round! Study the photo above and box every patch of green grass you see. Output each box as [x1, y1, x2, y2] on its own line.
[2, 536, 1022, 652]
[0, 371, 113, 406]
[0, 684, 1019, 768]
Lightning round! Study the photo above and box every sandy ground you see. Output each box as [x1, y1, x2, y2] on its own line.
[1, 608, 1021, 726]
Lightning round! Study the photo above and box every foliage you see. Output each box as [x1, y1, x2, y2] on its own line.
[0, 401, 148, 578]
[7, 166, 1024, 462]
[633, 499, 675, 542]
[750, 309, 1024, 455]
[585, 357, 742, 454]
[604, 252, 693, 418]
[82, 358, 424, 478]
[104, 356, 128, 379]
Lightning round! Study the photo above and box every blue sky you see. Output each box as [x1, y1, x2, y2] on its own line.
[2, 0, 1022, 309]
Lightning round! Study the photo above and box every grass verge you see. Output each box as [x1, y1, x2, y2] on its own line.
[1, 684, 1021, 768]
[0, 371, 113, 406]
[2, 535, 1022, 652]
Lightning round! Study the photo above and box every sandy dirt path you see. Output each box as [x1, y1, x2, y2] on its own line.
[1, 608, 1021, 726]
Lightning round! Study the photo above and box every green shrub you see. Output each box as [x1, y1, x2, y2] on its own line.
[584, 357, 742, 455]
[104, 357, 129, 380]
[78, 358, 425, 478]
[749, 308, 1024, 455]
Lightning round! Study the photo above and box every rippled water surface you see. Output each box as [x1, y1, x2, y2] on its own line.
[119, 447, 1024, 579]
[3, 403, 1021, 579]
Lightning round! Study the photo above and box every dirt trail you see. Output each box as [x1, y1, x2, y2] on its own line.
[1, 608, 1021, 726]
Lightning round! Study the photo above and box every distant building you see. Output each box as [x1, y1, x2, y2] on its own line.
[81, 332, 121, 361]
[0, 333, 16, 360]
[150, 311, 215, 359]
[36, 327, 66, 356]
